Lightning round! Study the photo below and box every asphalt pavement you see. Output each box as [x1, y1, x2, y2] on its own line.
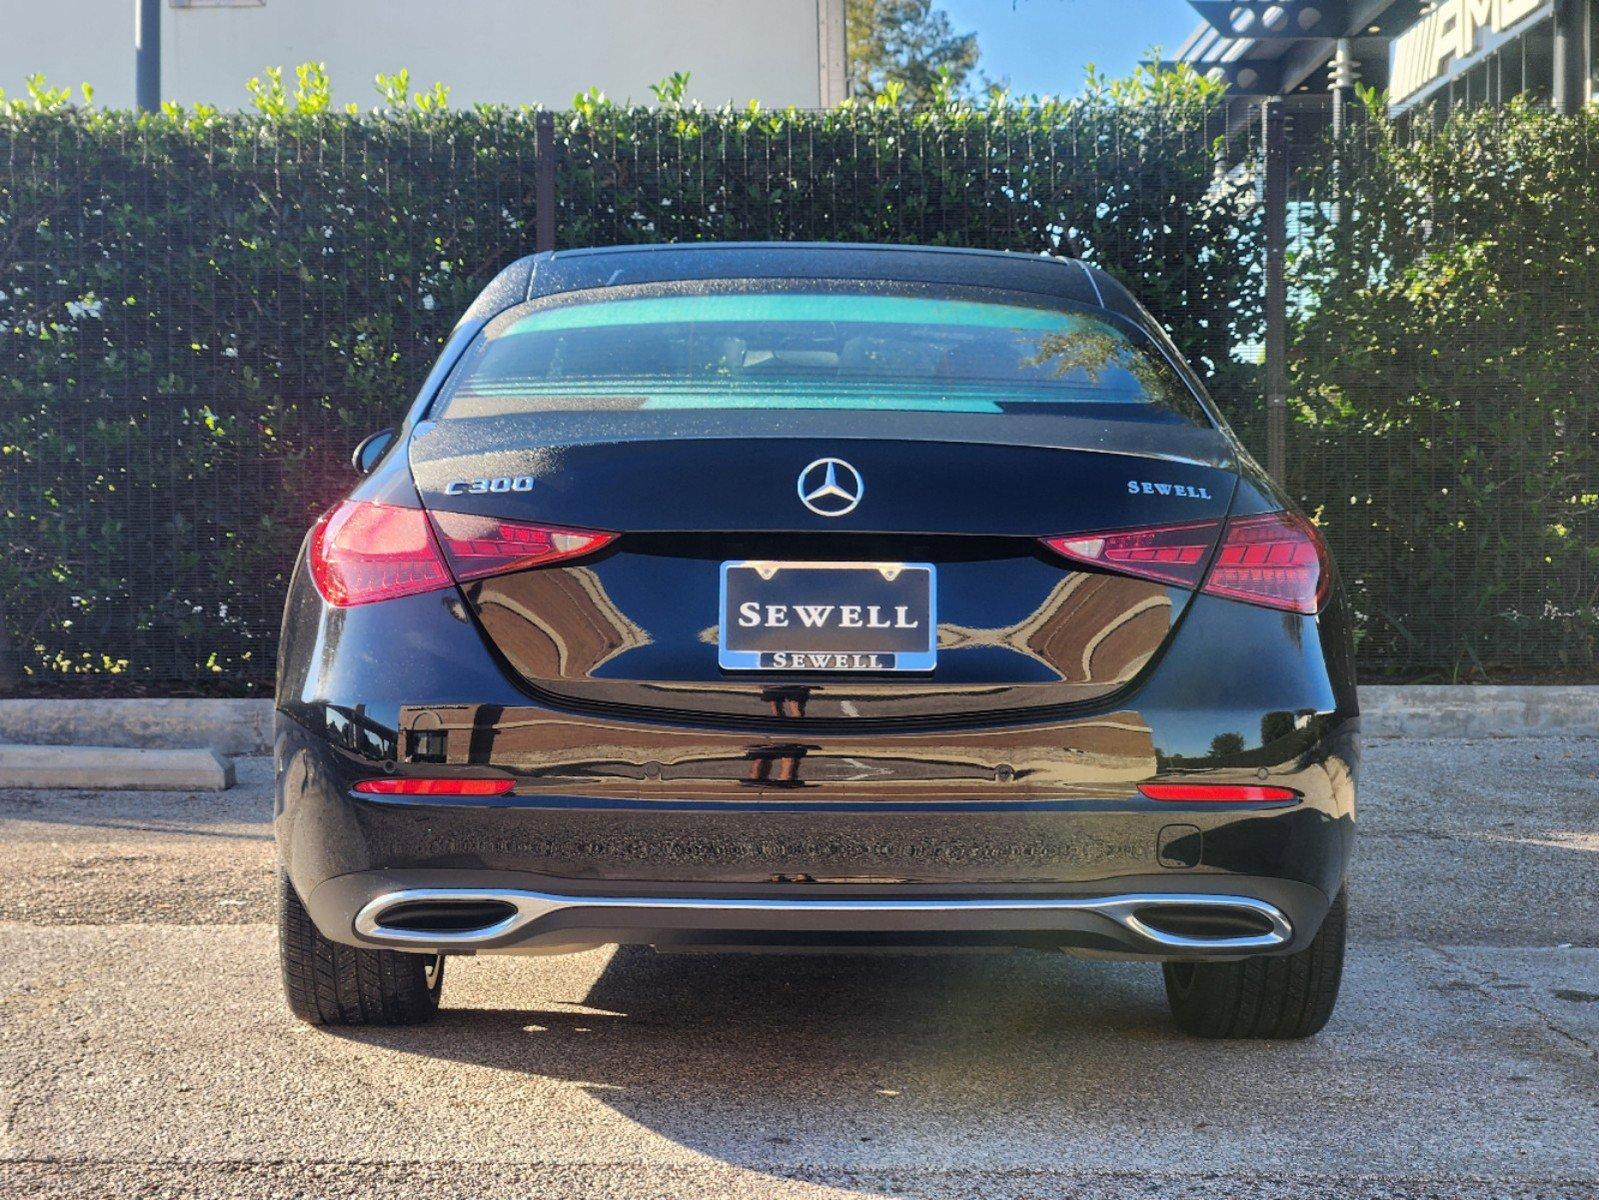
[1, 739, 1595, 1199]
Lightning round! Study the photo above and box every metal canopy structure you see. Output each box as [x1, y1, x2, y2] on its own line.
[1188, 1, 1356, 40]
[1173, 58, 1289, 95]
[1169, 0, 1418, 102]
[1171, 0, 1589, 114]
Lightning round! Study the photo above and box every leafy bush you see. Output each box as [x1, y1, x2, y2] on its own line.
[1289, 99, 1599, 679]
[1, 72, 1593, 690]
[0, 70, 1255, 693]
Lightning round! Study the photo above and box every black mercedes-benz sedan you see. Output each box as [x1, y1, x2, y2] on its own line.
[275, 242, 1357, 1038]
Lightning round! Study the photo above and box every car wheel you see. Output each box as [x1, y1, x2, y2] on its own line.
[1162, 885, 1347, 1039]
[278, 870, 443, 1026]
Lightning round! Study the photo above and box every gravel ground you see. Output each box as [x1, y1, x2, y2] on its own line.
[0, 739, 1595, 1199]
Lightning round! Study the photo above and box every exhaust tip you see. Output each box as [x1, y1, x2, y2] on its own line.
[371, 899, 519, 935]
[1133, 903, 1278, 942]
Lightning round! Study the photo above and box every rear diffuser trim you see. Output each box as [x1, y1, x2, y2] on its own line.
[353, 887, 1293, 955]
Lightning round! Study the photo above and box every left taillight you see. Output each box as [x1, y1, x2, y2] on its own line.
[309, 501, 452, 607]
[429, 511, 616, 582]
[310, 501, 615, 607]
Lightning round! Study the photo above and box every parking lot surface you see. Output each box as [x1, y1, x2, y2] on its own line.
[1, 739, 1595, 1199]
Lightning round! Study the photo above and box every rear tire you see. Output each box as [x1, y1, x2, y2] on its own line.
[1162, 886, 1346, 1039]
[278, 871, 443, 1026]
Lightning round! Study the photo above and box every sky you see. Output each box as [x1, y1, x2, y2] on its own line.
[940, 0, 1202, 96]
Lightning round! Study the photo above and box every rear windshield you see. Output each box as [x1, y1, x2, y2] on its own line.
[432, 283, 1209, 425]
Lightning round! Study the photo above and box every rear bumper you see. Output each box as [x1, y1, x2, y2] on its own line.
[275, 578, 1359, 962]
[307, 867, 1325, 960]
[275, 698, 1356, 960]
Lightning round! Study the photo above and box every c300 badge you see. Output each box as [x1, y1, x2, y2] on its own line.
[443, 475, 535, 496]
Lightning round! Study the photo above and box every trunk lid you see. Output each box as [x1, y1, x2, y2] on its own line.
[408, 410, 1238, 724]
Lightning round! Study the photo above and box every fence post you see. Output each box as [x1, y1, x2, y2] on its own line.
[134, 0, 161, 113]
[1262, 99, 1288, 485]
[534, 112, 556, 253]
[0, 620, 17, 690]
[1329, 37, 1357, 231]
[1551, 0, 1585, 115]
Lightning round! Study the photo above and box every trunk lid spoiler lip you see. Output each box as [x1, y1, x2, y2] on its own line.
[407, 410, 1240, 472]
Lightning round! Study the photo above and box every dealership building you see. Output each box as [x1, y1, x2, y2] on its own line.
[0, 0, 849, 111]
[1175, 0, 1597, 117]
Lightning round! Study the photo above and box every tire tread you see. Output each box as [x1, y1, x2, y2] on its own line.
[1163, 887, 1346, 1040]
[277, 871, 440, 1026]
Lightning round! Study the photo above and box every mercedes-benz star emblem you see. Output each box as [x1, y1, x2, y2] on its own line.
[797, 457, 864, 518]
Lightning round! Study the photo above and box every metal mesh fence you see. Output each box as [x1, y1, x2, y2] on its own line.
[0, 115, 549, 693]
[0, 102, 1593, 694]
[1281, 104, 1598, 681]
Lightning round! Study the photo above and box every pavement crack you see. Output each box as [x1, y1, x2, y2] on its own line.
[1431, 945, 1599, 1062]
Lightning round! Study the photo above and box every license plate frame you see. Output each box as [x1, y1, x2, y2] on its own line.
[718, 561, 937, 673]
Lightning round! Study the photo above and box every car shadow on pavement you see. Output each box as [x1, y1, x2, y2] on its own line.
[360, 944, 1169, 1059]
[332, 945, 1178, 1179]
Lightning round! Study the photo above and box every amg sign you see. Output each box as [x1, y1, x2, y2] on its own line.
[1391, 0, 1551, 108]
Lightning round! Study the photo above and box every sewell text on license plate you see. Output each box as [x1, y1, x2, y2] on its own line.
[718, 561, 937, 672]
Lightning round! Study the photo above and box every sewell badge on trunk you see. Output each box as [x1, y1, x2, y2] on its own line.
[719, 561, 937, 672]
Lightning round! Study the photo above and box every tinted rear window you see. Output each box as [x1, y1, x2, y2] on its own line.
[433, 283, 1209, 425]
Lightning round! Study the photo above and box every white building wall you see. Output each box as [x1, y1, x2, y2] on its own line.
[0, 0, 847, 111]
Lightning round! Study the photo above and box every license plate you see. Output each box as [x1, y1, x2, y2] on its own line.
[719, 561, 937, 672]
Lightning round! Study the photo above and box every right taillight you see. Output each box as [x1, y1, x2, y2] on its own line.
[1042, 510, 1328, 615]
[1042, 520, 1223, 590]
[1206, 511, 1329, 615]
[1139, 783, 1300, 804]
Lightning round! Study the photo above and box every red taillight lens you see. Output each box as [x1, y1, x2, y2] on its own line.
[353, 777, 515, 796]
[1042, 520, 1222, 589]
[1041, 510, 1329, 615]
[1206, 511, 1329, 615]
[309, 501, 451, 607]
[429, 511, 616, 581]
[1139, 783, 1300, 804]
[308, 501, 615, 607]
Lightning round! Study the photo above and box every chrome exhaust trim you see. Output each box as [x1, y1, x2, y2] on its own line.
[353, 888, 1293, 954]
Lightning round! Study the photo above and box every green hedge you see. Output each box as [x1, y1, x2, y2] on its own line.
[1288, 100, 1599, 679]
[0, 77, 1593, 691]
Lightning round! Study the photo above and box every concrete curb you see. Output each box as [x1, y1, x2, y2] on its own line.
[0, 698, 274, 756]
[0, 688, 1593, 754]
[1357, 685, 1598, 739]
[0, 744, 235, 791]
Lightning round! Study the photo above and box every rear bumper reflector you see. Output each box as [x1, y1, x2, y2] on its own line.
[353, 778, 515, 797]
[1138, 783, 1300, 803]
